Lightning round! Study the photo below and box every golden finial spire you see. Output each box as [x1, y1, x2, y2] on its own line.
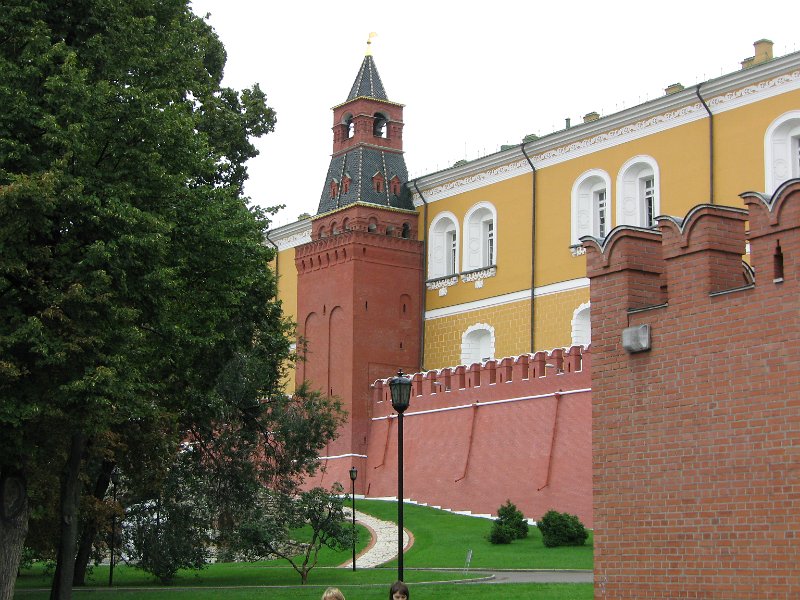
[366, 32, 377, 56]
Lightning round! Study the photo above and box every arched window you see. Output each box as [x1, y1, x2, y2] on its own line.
[373, 112, 388, 138]
[571, 169, 612, 244]
[571, 303, 591, 347]
[429, 212, 459, 278]
[343, 113, 354, 139]
[463, 202, 497, 270]
[765, 111, 800, 193]
[461, 323, 495, 365]
[617, 156, 660, 228]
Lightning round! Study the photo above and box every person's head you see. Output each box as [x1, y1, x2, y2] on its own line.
[389, 581, 409, 600]
[322, 587, 345, 600]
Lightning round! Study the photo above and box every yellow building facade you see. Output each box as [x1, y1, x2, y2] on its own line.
[271, 39, 800, 377]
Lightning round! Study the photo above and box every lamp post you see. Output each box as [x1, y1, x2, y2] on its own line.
[108, 468, 119, 587]
[349, 466, 358, 571]
[388, 369, 412, 582]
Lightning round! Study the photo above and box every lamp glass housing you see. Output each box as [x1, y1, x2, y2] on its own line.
[349, 466, 358, 481]
[389, 369, 412, 414]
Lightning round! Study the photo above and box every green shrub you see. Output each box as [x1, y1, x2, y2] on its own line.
[497, 500, 529, 539]
[487, 521, 515, 544]
[488, 500, 528, 544]
[537, 510, 588, 548]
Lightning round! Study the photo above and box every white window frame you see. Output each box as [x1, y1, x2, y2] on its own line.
[428, 212, 459, 279]
[617, 156, 660, 228]
[571, 302, 591, 348]
[461, 323, 495, 366]
[765, 111, 800, 194]
[463, 202, 497, 271]
[571, 169, 612, 244]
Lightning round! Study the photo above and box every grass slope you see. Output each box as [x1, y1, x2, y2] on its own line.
[357, 499, 593, 570]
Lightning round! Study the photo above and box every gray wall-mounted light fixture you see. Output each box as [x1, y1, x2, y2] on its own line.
[622, 324, 651, 353]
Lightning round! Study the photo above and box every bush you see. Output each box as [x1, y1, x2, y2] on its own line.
[488, 500, 528, 544]
[487, 521, 515, 544]
[497, 500, 528, 539]
[537, 510, 588, 548]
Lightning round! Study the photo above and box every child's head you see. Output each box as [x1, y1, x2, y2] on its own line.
[389, 581, 409, 600]
[322, 587, 345, 600]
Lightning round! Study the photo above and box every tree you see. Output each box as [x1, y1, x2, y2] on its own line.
[121, 453, 211, 584]
[236, 484, 352, 585]
[0, 2, 336, 598]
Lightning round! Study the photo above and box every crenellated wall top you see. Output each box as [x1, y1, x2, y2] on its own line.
[371, 347, 591, 417]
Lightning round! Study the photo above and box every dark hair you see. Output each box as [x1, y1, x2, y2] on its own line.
[389, 581, 409, 599]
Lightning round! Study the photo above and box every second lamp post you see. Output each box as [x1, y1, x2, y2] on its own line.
[388, 368, 412, 582]
[349, 466, 358, 571]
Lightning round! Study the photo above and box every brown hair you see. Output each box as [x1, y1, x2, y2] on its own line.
[389, 581, 409, 599]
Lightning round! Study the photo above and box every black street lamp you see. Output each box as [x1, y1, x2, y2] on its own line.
[349, 466, 358, 571]
[388, 368, 412, 582]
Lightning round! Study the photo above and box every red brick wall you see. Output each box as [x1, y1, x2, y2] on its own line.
[585, 180, 800, 598]
[307, 347, 594, 528]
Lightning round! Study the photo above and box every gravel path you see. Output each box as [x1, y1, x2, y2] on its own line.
[340, 508, 411, 568]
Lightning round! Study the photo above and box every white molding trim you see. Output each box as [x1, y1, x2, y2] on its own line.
[424, 278, 590, 320]
[411, 63, 800, 206]
[425, 289, 530, 320]
[317, 453, 368, 461]
[533, 278, 590, 297]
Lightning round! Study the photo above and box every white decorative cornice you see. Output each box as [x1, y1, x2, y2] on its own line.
[706, 69, 800, 113]
[412, 55, 800, 206]
[268, 220, 312, 251]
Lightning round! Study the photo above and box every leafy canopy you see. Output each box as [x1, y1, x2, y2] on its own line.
[0, 1, 345, 596]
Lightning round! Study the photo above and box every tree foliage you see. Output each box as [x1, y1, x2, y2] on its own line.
[236, 484, 352, 585]
[0, 2, 343, 598]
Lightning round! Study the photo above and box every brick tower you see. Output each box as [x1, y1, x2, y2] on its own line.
[295, 44, 423, 490]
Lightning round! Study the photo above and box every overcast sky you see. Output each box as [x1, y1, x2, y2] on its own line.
[189, 0, 798, 227]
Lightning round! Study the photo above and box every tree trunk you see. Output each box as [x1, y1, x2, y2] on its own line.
[73, 460, 115, 586]
[0, 468, 29, 600]
[50, 432, 87, 600]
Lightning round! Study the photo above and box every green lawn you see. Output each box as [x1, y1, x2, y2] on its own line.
[356, 499, 593, 570]
[15, 499, 593, 599]
[14, 583, 594, 599]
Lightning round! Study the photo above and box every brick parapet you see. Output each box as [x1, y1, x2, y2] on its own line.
[583, 228, 665, 310]
[585, 178, 800, 598]
[658, 205, 749, 296]
[371, 346, 591, 418]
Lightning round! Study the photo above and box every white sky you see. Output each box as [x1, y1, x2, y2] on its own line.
[189, 0, 799, 228]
